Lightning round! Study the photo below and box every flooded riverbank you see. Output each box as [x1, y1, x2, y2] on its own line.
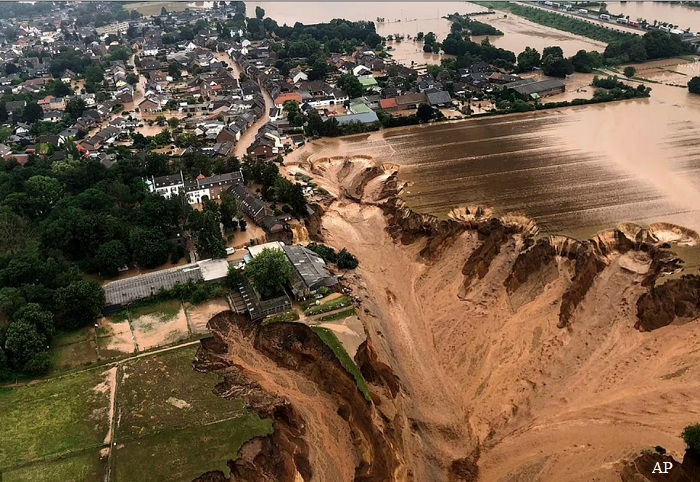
[290, 62, 700, 241]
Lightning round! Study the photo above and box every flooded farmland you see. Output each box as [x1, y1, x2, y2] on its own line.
[293, 71, 700, 240]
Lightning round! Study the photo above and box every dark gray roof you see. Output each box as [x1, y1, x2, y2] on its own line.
[230, 183, 268, 222]
[153, 173, 184, 188]
[426, 90, 452, 106]
[104, 264, 203, 306]
[283, 245, 338, 295]
[506, 79, 565, 96]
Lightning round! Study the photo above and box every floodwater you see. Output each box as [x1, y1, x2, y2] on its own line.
[612, 1, 700, 32]
[246, 1, 605, 61]
[252, 1, 700, 240]
[293, 61, 700, 239]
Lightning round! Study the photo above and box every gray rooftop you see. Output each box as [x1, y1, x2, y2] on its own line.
[283, 245, 337, 293]
[506, 79, 565, 96]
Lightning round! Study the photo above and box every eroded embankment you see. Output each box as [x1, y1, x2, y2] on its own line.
[193, 157, 700, 482]
[192, 312, 403, 482]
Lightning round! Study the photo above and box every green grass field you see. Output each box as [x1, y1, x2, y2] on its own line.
[0, 370, 110, 473]
[112, 417, 272, 482]
[2, 450, 106, 482]
[1, 345, 273, 481]
[317, 308, 357, 322]
[304, 295, 352, 316]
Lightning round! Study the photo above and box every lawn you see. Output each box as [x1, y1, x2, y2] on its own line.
[304, 295, 352, 316]
[0, 370, 111, 472]
[112, 417, 272, 482]
[317, 308, 357, 322]
[2, 449, 106, 482]
[48, 328, 99, 372]
[124, 299, 182, 322]
[117, 346, 247, 439]
[262, 309, 300, 325]
[113, 345, 272, 480]
[311, 327, 371, 402]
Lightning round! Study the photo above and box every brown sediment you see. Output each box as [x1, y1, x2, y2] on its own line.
[193, 156, 700, 482]
[193, 312, 403, 482]
[619, 451, 700, 482]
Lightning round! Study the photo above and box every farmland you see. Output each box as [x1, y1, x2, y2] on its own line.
[0, 345, 272, 482]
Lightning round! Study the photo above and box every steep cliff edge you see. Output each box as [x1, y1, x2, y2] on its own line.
[192, 312, 402, 482]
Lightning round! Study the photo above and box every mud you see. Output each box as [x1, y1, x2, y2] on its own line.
[193, 313, 403, 482]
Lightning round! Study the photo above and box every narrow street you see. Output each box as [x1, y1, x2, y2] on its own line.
[213, 50, 275, 157]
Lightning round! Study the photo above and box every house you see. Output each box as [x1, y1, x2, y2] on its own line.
[5, 100, 26, 115]
[489, 72, 521, 84]
[146, 172, 185, 199]
[335, 111, 379, 125]
[379, 98, 398, 111]
[217, 126, 241, 144]
[352, 65, 372, 77]
[59, 127, 80, 144]
[426, 90, 452, 107]
[395, 92, 427, 110]
[358, 75, 379, 90]
[283, 244, 338, 300]
[289, 68, 308, 83]
[230, 183, 273, 225]
[42, 111, 63, 122]
[60, 69, 77, 83]
[138, 97, 161, 113]
[183, 171, 244, 204]
[505, 79, 565, 99]
[247, 137, 276, 160]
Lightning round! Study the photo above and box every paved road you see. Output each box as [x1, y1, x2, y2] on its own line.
[515, 1, 644, 36]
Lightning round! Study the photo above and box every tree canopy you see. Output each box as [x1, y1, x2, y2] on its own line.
[245, 248, 291, 298]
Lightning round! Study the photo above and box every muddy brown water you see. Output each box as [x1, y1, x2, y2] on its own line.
[294, 75, 700, 240]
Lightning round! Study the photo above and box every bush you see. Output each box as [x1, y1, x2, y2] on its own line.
[337, 248, 359, 270]
[682, 424, 700, 456]
[689, 76, 700, 95]
[623, 66, 636, 78]
[307, 243, 337, 263]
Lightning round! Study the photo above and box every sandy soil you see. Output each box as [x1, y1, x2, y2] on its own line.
[131, 308, 189, 351]
[98, 318, 136, 355]
[306, 158, 700, 481]
[185, 298, 230, 334]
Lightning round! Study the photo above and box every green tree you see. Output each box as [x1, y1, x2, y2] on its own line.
[219, 191, 239, 230]
[130, 228, 170, 268]
[0, 287, 25, 317]
[227, 265, 243, 288]
[4, 319, 49, 374]
[188, 203, 227, 259]
[25, 175, 62, 217]
[623, 66, 636, 78]
[416, 103, 435, 123]
[65, 98, 87, 120]
[167, 117, 180, 128]
[688, 76, 700, 95]
[517, 46, 541, 72]
[682, 424, 700, 456]
[255, 6, 265, 19]
[95, 240, 128, 276]
[161, 6, 168, 15]
[336, 248, 359, 269]
[53, 280, 105, 329]
[245, 248, 291, 298]
[336, 74, 364, 99]
[126, 72, 139, 85]
[49, 80, 73, 97]
[14, 303, 54, 338]
[541, 54, 574, 78]
[21, 102, 43, 123]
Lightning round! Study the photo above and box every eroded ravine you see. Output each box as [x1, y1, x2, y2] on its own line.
[195, 157, 700, 482]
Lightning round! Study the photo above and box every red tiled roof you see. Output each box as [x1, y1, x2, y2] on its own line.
[379, 98, 398, 109]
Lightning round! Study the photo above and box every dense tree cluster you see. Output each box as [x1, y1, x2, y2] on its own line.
[603, 30, 692, 64]
[245, 248, 291, 298]
[306, 243, 359, 269]
[683, 424, 700, 456]
[446, 13, 503, 36]
[0, 146, 196, 377]
[241, 157, 308, 217]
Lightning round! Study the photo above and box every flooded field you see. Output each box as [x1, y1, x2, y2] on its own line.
[293, 66, 700, 240]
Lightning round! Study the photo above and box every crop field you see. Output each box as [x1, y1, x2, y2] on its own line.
[0, 345, 272, 482]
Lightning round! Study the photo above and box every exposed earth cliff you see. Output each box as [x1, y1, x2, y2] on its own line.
[195, 157, 700, 482]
